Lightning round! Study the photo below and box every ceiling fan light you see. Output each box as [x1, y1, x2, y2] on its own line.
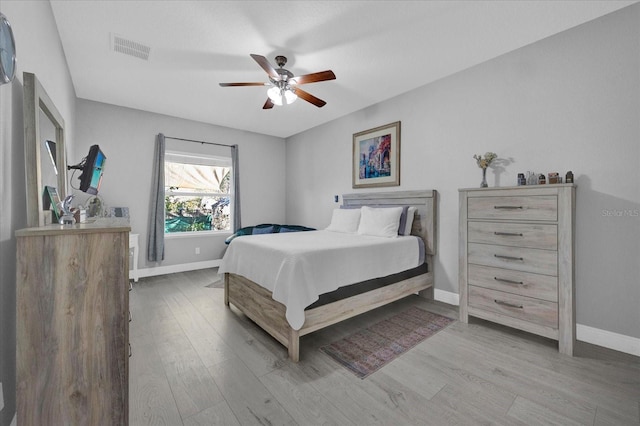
[284, 89, 297, 104]
[267, 86, 296, 106]
[267, 86, 282, 105]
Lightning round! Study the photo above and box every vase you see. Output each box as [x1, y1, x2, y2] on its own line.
[480, 168, 488, 188]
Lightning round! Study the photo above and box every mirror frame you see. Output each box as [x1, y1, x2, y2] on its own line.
[23, 72, 68, 227]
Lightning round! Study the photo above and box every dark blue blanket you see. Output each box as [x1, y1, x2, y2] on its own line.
[225, 223, 316, 244]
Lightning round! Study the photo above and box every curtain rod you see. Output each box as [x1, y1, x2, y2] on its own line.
[164, 135, 234, 148]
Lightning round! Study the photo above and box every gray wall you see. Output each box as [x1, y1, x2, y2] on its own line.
[285, 5, 640, 339]
[74, 100, 286, 270]
[0, 2, 78, 425]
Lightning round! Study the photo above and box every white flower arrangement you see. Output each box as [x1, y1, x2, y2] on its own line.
[473, 152, 498, 169]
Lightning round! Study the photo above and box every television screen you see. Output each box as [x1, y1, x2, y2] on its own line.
[78, 145, 106, 195]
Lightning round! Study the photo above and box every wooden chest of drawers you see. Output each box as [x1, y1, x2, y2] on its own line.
[459, 185, 575, 355]
[16, 223, 130, 425]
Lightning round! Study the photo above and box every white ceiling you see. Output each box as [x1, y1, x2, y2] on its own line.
[50, 1, 635, 138]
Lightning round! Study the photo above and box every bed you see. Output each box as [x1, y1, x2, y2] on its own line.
[220, 190, 437, 361]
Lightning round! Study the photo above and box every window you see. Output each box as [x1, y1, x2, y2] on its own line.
[164, 151, 232, 234]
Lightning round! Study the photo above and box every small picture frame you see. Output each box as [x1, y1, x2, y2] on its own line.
[43, 186, 61, 221]
[352, 121, 401, 188]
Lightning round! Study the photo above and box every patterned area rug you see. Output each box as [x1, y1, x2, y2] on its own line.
[320, 306, 455, 378]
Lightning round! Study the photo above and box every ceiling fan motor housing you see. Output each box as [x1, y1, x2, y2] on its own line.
[270, 67, 294, 92]
[273, 68, 293, 81]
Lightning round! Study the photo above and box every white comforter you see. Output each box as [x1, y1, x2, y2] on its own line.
[218, 230, 421, 330]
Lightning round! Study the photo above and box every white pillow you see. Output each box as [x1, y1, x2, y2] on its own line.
[357, 206, 403, 238]
[325, 208, 361, 233]
[403, 207, 417, 235]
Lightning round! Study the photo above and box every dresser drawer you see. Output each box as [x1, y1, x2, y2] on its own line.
[468, 196, 557, 221]
[469, 286, 558, 329]
[468, 264, 558, 302]
[468, 242, 557, 276]
[468, 221, 557, 250]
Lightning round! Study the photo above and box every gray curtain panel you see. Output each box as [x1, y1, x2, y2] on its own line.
[231, 144, 241, 232]
[147, 133, 165, 261]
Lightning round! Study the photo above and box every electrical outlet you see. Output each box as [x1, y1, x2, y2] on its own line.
[195, 247, 200, 255]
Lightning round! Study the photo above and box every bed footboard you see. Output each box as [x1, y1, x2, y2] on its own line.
[224, 272, 292, 350]
[224, 270, 433, 362]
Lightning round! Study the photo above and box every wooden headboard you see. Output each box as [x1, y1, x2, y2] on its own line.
[342, 190, 437, 256]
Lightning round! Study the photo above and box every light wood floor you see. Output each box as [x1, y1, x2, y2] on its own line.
[129, 269, 640, 426]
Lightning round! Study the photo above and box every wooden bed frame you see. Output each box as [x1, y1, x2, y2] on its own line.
[224, 190, 437, 361]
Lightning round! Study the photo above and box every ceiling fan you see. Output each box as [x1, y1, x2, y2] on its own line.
[219, 54, 336, 109]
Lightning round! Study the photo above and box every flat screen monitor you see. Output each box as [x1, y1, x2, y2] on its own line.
[78, 145, 106, 195]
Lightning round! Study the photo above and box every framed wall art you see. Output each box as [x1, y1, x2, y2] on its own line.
[352, 121, 400, 188]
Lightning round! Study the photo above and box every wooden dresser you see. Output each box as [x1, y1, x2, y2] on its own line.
[16, 222, 130, 425]
[459, 185, 575, 355]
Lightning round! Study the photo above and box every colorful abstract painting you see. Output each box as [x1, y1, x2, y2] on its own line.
[353, 121, 400, 188]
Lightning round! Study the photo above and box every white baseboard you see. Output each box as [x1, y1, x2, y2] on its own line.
[137, 259, 221, 279]
[432, 289, 639, 357]
[434, 288, 460, 306]
[576, 324, 640, 357]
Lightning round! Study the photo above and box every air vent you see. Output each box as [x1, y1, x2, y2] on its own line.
[111, 34, 150, 60]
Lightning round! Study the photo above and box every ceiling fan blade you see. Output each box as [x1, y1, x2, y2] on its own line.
[250, 54, 280, 80]
[263, 98, 275, 109]
[292, 88, 327, 108]
[291, 70, 336, 85]
[219, 82, 268, 87]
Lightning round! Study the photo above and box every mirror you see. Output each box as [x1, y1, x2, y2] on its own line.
[23, 72, 68, 227]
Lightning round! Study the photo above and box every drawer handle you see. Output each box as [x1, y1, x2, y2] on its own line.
[494, 254, 524, 261]
[129, 343, 132, 358]
[494, 299, 523, 309]
[494, 231, 523, 237]
[494, 277, 524, 285]
[494, 206, 523, 210]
